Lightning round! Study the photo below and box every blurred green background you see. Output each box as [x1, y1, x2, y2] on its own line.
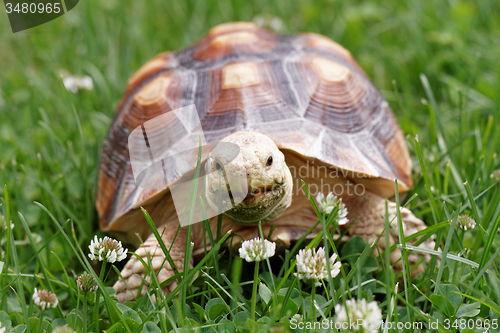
[0, 0, 499, 255]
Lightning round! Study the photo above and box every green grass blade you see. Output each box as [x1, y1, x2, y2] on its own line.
[478, 206, 500, 271]
[394, 179, 412, 324]
[140, 208, 182, 283]
[434, 204, 460, 291]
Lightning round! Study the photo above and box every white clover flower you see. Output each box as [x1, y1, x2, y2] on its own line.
[0, 215, 14, 231]
[491, 169, 500, 182]
[457, 214, 476, 231]
[458, 248, 471, 258]
[0, 325, 5, 333]
[294, 247, 341, 286]
[31, 233, 43, 244]
[59, 71, 94, 93]
[77, 272, 98, 292]
[269, 17, 283, 31]
[252, 15, 265, 27]
[290, 314, 303, 323]
[88, 236, 128, 263]
[238, 237, 276, 262]
[315, 192, 349, 225]
[252, 15, 283, 31]
[33, 288, 58, 310]
[52, 325, 77, 333]
[335, 299, 383, 333]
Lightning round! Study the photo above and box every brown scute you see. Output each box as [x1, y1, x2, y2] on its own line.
[96, 22, 414, 230]
[312, 57, 351, 83]
[121, 72, 193, 131]
[193, 24, 278, 61]
[297, 33, 352, 58]
[209, 61, 282, 112]
[114, 53, 177, 116]
[128, 76, 173, 125]
[222, 61, 261, 89]
[298, 55, 380, 134]
[207, 22, 260, 36]
[199, 60, 295, 133]
[296, 33, 367, 77]
[127, 52, 175, 92]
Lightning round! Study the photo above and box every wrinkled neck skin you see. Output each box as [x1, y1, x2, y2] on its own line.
[205, 132, 293, 225]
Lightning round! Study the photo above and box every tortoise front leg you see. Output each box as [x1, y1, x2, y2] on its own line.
[113, 223, 191, 302]
[344, 191, 435, 276]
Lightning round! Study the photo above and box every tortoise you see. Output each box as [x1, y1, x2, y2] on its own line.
[97, 22, 434, 302]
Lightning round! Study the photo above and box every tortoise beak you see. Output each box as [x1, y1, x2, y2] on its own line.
[242, 180, 284, 204]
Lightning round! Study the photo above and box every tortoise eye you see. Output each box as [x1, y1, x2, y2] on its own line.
[266, 155, 273, 167]
[215, 162, 223, 172]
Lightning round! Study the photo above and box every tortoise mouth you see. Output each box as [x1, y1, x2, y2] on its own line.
[223, 182, 286, 225]
[241, 181, 284, 204]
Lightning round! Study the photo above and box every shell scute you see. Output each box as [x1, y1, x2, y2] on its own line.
[193, 23, 278, 61]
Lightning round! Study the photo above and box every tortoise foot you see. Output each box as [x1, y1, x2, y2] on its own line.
[347, 192, 435, 276]
[113, 224, 189, 302]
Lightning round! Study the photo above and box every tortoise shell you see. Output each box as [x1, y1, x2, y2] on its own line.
[97, 22, 412, 234]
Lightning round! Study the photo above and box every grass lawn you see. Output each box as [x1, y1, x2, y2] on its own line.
[1, 0, 500, 332]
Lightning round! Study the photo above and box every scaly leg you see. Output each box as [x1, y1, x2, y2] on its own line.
[344, 191, 435, 275]
[113, 223, 191, 302]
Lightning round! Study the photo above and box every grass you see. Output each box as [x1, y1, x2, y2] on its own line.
[1, 0, 500, 331]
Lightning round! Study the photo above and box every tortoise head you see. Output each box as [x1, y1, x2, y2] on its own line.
[205, 132, 293, 225]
